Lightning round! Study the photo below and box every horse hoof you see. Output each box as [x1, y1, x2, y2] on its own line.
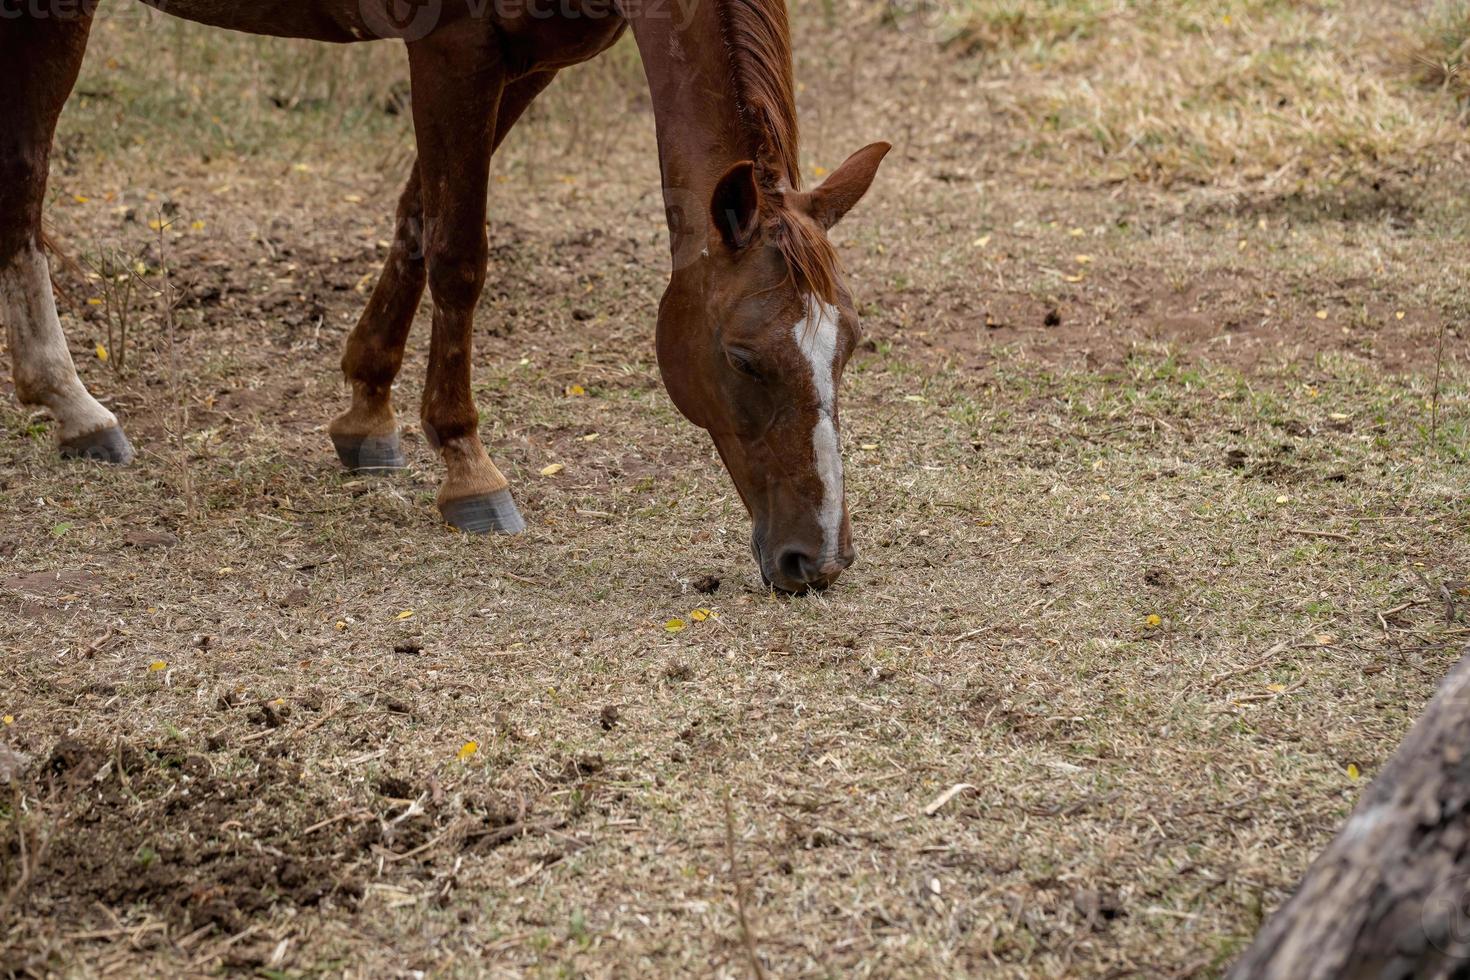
[440, 489, 526, 535]
[60, 426, 135, 465]
[332, 433, 406, 473]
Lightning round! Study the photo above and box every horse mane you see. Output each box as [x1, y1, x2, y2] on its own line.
[716, 0, 842, 305]
[717, 0, 801, 190]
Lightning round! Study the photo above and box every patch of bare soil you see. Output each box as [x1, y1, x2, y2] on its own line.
[1, 731, 609, 972]
[872, 235, 1452, 376]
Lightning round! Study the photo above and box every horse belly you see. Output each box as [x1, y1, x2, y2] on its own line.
[136, 0, 369, 43]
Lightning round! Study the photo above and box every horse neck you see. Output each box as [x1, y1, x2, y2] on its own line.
[626, 0, 779, 268]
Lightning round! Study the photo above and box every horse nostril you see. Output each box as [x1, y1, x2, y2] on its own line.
[777, 548, 818, 587]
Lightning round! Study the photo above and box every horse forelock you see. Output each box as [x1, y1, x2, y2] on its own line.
[768, 204, 841, 310]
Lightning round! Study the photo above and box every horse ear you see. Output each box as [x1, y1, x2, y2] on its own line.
[710, 161, 762, 251]
[809, 142, 891, 230]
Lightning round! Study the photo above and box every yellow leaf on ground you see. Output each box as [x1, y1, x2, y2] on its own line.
[664, 619, 687, 633]
[1347, 763, 1360, 780]
[1144, 614, 1162, 629]
[149, 661, 167, 672]
[1315, 310, 1328, 320]
[2, 715, 13, 726]
[1074, 254, 1093, 264]
[566, 384, 587, 397]
[1395, 311, 1406, 320]
[690, 608, 717, 622]
[1266, 683, 1286, 693]
[1276, 495, 1290, 504]
[540, 463, 565, 477]
[395, 609, 415, 621]
[458, 741, 479, 761]
[582, 433, 599, 442]
[96, 344, 108, 362]
[87, 298, 103, 306]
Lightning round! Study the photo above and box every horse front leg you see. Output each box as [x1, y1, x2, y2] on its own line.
[330, 70, 559, 481]
[1, 2, 134, 463]
[405, 26, 523, 534]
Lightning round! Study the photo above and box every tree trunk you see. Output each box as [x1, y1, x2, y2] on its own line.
[1227, 650, 1470, 979]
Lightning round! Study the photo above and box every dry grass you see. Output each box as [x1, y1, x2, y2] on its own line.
[2, 1, 1469, 976]
[1404, 1, 1470, 95]
[931, 0, 1470, 192]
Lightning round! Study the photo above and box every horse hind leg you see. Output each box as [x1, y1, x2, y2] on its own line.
[329, 167, 425, 472]
[1, 6, 133, 463]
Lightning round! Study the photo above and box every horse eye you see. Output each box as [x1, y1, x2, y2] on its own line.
[725, 349, 764, 382]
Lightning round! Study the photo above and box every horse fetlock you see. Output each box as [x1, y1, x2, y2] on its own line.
[330, 386, 398, 439]
[436, 436, 510, 499]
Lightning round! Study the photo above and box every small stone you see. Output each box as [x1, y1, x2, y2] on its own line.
[0, 743, 32, 785]
[125, 530, 179, 550]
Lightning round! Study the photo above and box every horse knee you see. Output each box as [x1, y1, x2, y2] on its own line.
[424, 241, 487, 312]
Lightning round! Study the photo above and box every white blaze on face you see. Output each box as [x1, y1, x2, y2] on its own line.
[792, 300, 844, 564]
[0, 243, 119, 441]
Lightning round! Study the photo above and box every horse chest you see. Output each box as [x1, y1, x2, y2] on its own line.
[493, 1, 629, 74]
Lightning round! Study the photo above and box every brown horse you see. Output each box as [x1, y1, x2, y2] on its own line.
[1, 0, 888, 593]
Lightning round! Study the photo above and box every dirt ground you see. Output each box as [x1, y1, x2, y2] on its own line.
[3, 0, 1470, 976]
